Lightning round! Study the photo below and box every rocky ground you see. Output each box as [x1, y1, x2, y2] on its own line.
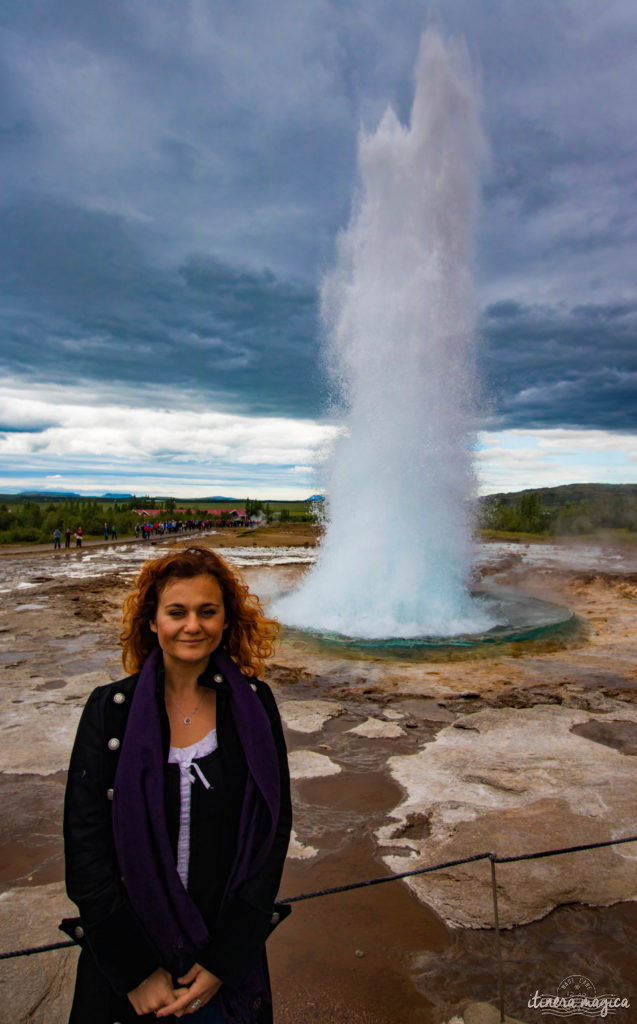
[0, 531, 635, 1024]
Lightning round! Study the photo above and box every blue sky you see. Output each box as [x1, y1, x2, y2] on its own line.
[1, 0, 636, 497]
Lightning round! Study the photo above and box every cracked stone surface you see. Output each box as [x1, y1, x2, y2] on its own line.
[0, 670, 112, 775]
[288, 749, 342, 779]
[279, 699, 343, 733]
[288, 828, 319, 860]
[377, 705, 637, 928]
[0, 882, 78, 1024]
[348, 716, 406, 738]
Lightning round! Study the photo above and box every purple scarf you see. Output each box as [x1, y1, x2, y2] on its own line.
[112, 646, 281, 1023]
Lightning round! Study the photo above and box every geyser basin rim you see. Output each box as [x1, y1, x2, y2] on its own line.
[281, 590, 574, 651]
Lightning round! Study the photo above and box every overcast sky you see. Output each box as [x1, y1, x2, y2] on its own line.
[1, 0, 635, 497]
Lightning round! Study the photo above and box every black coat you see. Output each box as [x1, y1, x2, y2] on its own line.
[61, 664, 291, 1024]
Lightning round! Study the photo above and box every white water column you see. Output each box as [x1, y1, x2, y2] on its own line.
[277, 28, 496, 638]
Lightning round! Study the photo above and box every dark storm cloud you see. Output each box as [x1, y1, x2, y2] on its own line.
[0, 199, 320, 417]
[1, 0, 636, 442]
[482, 300, 637, 431]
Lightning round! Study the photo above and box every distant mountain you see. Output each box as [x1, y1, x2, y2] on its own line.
[193, 496, 239, 502]
[480, 482, 637, 534]
[16, 489, 82, 498]
[482, 482, 637, 508]
[101, 492, 133, 499]
[307, 494, 325, 501]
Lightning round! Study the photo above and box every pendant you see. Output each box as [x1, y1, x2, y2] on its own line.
[184, 716, 192, 725]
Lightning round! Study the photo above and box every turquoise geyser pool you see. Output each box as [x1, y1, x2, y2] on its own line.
[281, 588, 577, 661]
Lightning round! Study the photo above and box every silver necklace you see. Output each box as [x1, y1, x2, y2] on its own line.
[166, 693, 200, 726]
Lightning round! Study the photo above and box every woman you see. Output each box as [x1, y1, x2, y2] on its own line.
[61, 546, 292, 1023]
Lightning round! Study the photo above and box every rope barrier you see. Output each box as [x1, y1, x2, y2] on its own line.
[1, 833, 635, 966]
[278, 850, 493, 904]
[0, 940, 75, 961]
[495, 832, 637, 863]
[278, 832, 637, 905]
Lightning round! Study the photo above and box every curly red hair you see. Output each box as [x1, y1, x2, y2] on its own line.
[120, 546, 279, 678]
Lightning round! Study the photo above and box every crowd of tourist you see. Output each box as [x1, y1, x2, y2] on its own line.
[134, 518, 214, 539]
[52, 515, 250, 549]
[52, 527, 84, 549]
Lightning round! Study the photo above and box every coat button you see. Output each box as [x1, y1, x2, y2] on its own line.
[250, 682, 257, 692]
[107, 738, 120, 751]
[213, 673, 224, 684]
[74, 925, 84, 939]
[106, 788, 114, 800]
[271, 911, 280, 925]
[113, 692, 125, 704]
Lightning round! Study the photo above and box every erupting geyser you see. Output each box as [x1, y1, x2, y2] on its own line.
[276, 29, 499, 640]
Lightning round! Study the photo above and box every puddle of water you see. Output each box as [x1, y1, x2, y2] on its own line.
[0, 541, 313, 595]
[272, 830, 450, 1024]
[571, 719, 637, 755]
[414, 900, 637, 1022]
[0, 772, 66, 890]
[299, 771, 401, 815]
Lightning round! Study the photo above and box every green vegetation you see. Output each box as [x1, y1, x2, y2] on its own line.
[172, 498, 316, 524]
[479, 484, 637, 537]
[0, 497, 139, 544]
[0, 494, 318, 545]
[2, 484, 634, 545]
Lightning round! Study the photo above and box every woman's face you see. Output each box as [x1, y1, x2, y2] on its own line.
[150, 573, 227, 673]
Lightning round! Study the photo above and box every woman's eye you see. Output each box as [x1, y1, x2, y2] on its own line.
[168, 610, 185, 617]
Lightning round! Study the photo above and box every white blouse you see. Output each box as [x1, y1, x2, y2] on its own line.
[168, 728, 218, 888]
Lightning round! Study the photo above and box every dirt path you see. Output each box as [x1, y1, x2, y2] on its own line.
[0, 521, 320, 558]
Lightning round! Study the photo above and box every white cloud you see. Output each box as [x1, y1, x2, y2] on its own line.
[1, 382, 634, 499]
[0, 384, 338, 498]
[476, 428, 637, 494]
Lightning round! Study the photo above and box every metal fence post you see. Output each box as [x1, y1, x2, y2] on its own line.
[489, 854, 505, 1023]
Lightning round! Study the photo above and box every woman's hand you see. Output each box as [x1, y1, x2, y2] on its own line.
[127, 967, 185, 1015]
[155, 963, 222, 1018]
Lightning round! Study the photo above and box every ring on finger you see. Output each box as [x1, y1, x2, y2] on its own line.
[190, 997, 203, 1012]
